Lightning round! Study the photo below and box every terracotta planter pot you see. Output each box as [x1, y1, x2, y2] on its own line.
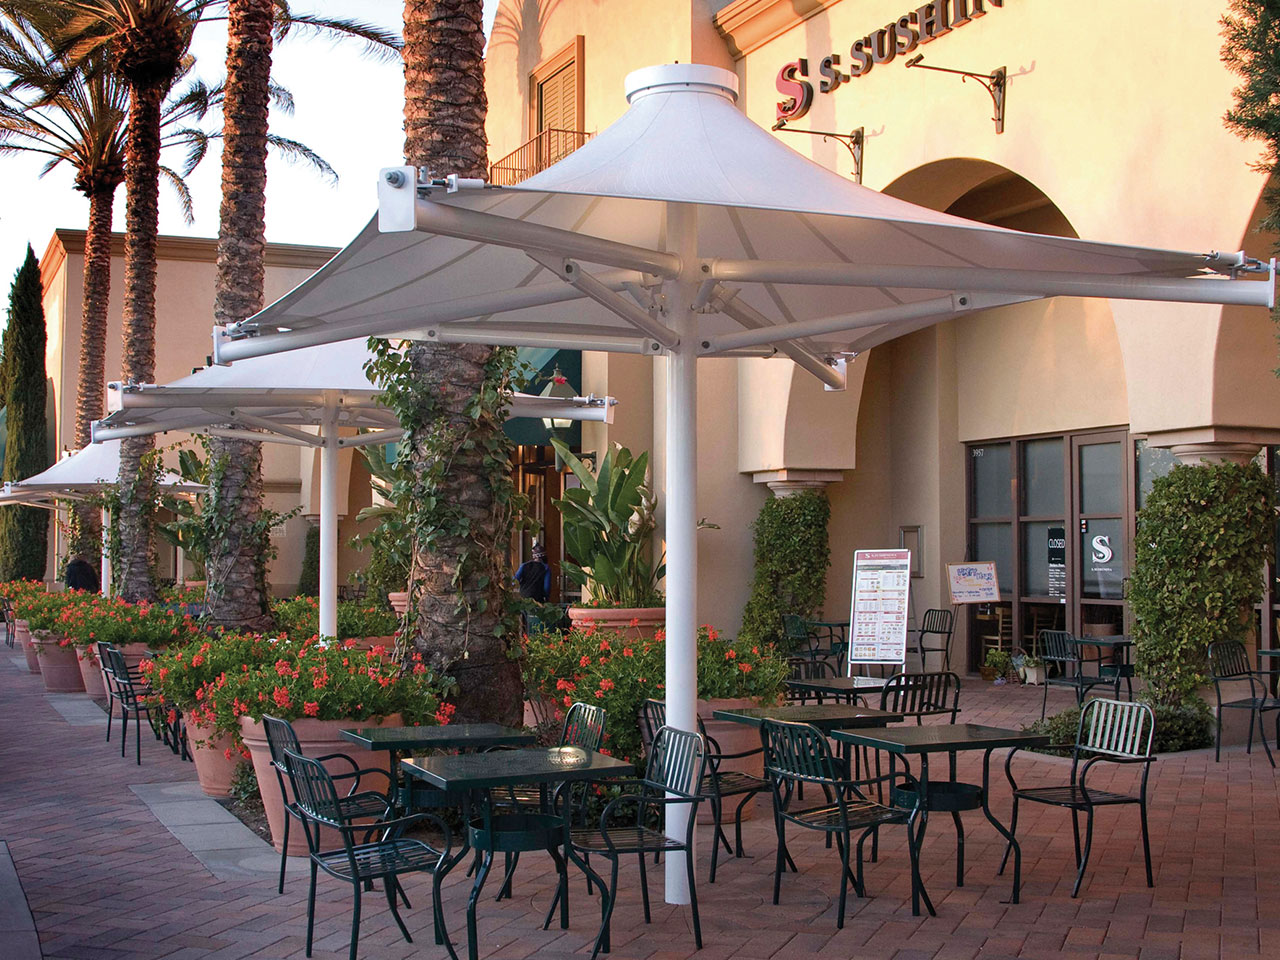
[16, 621, 39, 674]
[240, 714, 400, 856]
[118, 642, 152, 674]
[188, 718, 240, 798]
[76, 648, 107, 699]
[31, 633, 86, 693]
[568, 606, 665, 639]
[387, 591, 410, 615]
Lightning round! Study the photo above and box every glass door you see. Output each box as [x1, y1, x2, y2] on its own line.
[1071, 431, 1130, 636]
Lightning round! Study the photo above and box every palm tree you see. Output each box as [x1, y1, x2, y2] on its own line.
[401, 0, 523, 725]
[203, 0, 397, 630]
[0, 11, 216, 563]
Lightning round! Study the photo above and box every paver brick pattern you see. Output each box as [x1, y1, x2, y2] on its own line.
[2, 655, 1277, 960]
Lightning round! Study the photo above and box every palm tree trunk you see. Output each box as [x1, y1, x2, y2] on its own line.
[207, 0, 274, 630]
[70, 182, 115, 563]
[116, 82, 165, 602]
[403, 0, 521, 725]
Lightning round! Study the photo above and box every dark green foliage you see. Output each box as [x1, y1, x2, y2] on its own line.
[298, 523, 320, 597]
[739, 490, 830, 648]
[1223, 0, 1280, 237]
[0, 247, 48, 580]
[1130, 461, 1273, 708]
[1027, 700, 1212, 755]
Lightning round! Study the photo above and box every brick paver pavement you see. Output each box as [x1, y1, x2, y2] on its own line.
[2, 652, 1277, 960]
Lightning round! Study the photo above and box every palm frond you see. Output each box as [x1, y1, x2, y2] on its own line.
[273, 12, 401, 64]
[266, 132, 336, 183]
[158, 163, 195, 223]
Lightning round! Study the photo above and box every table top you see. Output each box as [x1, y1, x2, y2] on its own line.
[784, 676, 888, 695]
[339, 723, 537, 752]
[401, 746, 633, 791]
[830, 723, 1050, 754]
[713, 703, 902, 731]
[1073, 635, 1133, 649]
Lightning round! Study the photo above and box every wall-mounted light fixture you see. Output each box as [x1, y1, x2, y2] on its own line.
[905, 55, 1006, 134]
[772, 119, 865, 184]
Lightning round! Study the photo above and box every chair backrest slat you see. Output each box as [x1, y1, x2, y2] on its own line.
[646, 726, 705, 796]
[1040, 630, 1078, 664]
[761, 718, 836, 786]
[263, 714, 303, 769]
[919, 608, 954, 636]
[1209, 640, 1252, 680]
[879, 671, 961, 722]
[561, 701, 607, 751]
[1078, 698, 1153, 759]
[282, 748, 350, 840]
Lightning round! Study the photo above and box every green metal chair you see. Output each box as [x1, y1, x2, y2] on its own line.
[999, 697, 1156, 897]
[908, 608, 955, 672]
[283, 748, 455, 960]
[1208, 640, 1280, 766]
[785, 657, 839, 703]
[562, 725, 707, 960]
[1040, 630, 1121, 720]
[760, 718, 912, 929]
[780, 614, 816, 657]
[263, 714, 395, 896]
[641, 697, 767, 882]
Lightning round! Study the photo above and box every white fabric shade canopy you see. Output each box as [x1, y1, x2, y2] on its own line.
[1, 439, 205, 593]
[209, 63, 1275, 904]
[91, 338, 615, 637]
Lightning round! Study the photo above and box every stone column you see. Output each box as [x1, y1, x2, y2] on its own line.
[1168, 442, 1261, 466]
[751, 468, 844, 496]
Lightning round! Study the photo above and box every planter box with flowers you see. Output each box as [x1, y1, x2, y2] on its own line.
[17, 592, 85, 693]
[521, 620, 788, 789]
[2, 580, 46, 674]
[271, 595, 400, 650]
[186, 637, 451, 854]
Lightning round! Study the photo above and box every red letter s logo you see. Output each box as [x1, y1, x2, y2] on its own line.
[776, 59, 813, 123]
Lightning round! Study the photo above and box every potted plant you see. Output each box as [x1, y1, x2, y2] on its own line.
[982, 648, 1013, 684]
[21, 593, 85, 693]
[272, 596, 400, 648]
[550, 438, 665, 636]
[144, 633, 280, 796]
[207, 638, 450, 854]
[1018, 651, 1045, 685]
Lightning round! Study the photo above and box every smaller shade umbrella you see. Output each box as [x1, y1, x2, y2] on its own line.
[2, 439, 205, 594]
[91, 338, 616, 636]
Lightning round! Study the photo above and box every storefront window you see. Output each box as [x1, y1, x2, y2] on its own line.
[1135, 439, 1177, 509]
[971, 443, 1011, 518]
[1080, 517, 1124, 599]
[1022, 521, 1064, 597]
[1080, 441, 1123, 515]
[1022, 438, 1064, 516]
[973, 522, 1012, 597]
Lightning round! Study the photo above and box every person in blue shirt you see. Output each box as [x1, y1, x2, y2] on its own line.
[514, 543, 550, 602]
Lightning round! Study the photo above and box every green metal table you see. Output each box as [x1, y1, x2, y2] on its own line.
[783, 675, 888, 704]
[831, 723, 1049, 916]
[712, 702, 901, 731]
[340, 723, 536, 809]
[402, 746, 633, 960]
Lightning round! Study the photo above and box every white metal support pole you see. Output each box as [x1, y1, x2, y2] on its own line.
[319, 403, 340, 639]
[176, 545, 186, 586]
[665, 201, 699, 905]
[100, 506, 112, 597]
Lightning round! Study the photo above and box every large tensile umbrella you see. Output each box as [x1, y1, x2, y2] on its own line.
[91, 337, 615, 637]
[2, 439, 205, 594]
[208, 63, 1274, 902]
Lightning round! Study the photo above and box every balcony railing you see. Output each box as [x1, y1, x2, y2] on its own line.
[489, 128, 593, 186]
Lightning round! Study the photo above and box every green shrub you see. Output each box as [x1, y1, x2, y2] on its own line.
[1129, 461, 1273, 721]
[1027, 699, 1212, 755]
[298, 523, 320, 597]
[739, 490, 830, 650]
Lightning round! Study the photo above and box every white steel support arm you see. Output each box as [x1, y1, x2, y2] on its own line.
[529, 254, 682, 348]
[206, 428, 314, 447]
[412, 197, 682, 278]
[410, 325, 659, 355]
[339, 429, 404, 449]
[91, 415, 224, 442]
[704, 292, 1037, 352]
[226, 412, 323, 447]
[712, 292, 846, 389]
[704, 259, 1276, 308]
[215, 271, 641, 363]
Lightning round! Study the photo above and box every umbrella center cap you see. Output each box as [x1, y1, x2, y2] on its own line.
[624, 64, 739, 104]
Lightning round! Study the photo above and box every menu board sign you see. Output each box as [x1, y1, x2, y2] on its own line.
[946, 561, 1001, 605]
[1047, 526, 1067, 598]
[848, 549, 911, 665]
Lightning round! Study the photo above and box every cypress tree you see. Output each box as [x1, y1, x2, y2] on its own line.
[0, 246, 50, 579]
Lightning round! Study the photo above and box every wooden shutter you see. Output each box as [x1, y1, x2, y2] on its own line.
[538, 62, 576, 133]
